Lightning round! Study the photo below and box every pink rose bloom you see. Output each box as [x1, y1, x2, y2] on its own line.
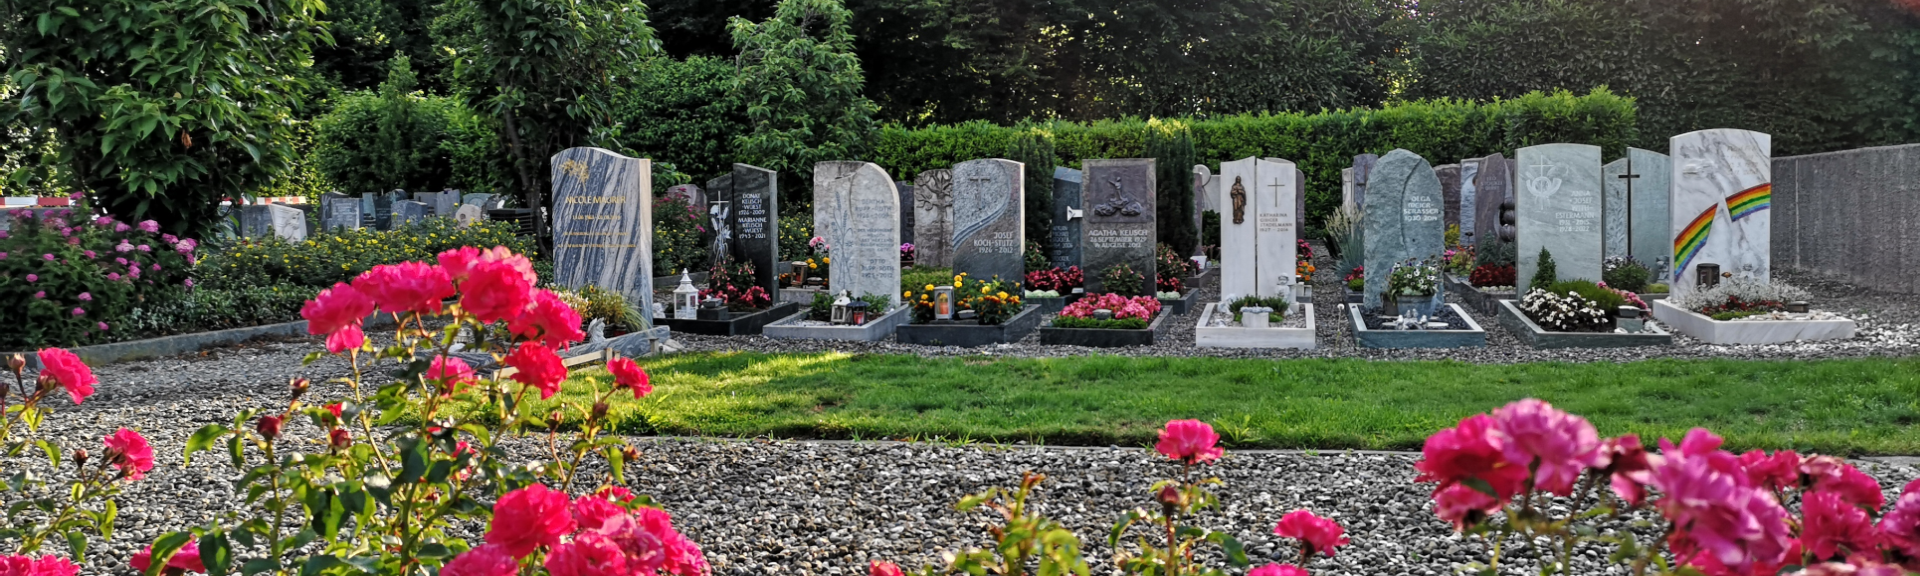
[1248, 564, 1308, 576]
[607, 357, 652, 398]
[1415, 414, 1527, 500]
[634, 507, 707, 576]
[1738, 450, 1800, 491]
[23, 274, 34, 283]
[150, 264, 159, 272]
[162, 234, 177, 243]
[1272, 510, 1349, 558]
[458, 258, 534, 324]
[68, 308, 83, 317]
[115, 242, 132, 253]
[487, 484, 575, 558]
[137, 220, 158, 233]
[508, 290, 585, 349]
[302, 282, 375, 352]
[81, 250, 94, 259]
[0, 230, 9, 239]
[31, 291, 43, 299]
[1801, 491, 1878, 561]
[353, 262, 455, 315]
[545, 532, 628, 576]
[38, 348, 96, 404]
[595, 513, 668, 575]
[113, 223, 129, 233]
[1601, 435, 1655, 506]
[137, 244, 150, 252]
[1154, 419, 1223, 465]
[597, 486, 637, 503]
[504, 342, 568, 399]
[869, 562, 905, 576]
[441, 544, 519, 576]
[77, 292, 91, 301]
[1, 555, 81, 576]
[1432, 483, 1500, 530]
[131, 538, 205, 573]
[97, 322, 108, 331]
[1880, 491, 1920, 559]
[1492, 399, 1604, 495]
[1794, 562, 1907, 576]
[107, 273, 119, 281]
[571, 495, 626, 531]
[426, 356, 477, 395]
[1801, 457, 1885, 513]
[41, 253, 53, 261]
[103, 428, 154, 480]
[1650, 429, 1795, 572]
[439, 246, 537, 285]
[64, 237, 77, 246]
[0, 252, 6, 259]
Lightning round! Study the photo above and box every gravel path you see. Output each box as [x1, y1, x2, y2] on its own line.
[6, 342, 1918, 575]
[672, 242, 1920, 363]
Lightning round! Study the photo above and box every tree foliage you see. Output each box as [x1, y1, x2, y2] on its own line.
[1145, 119, 1198, 257]
[614, 55, 751, 183]
[313, 57, 500, 195]
[2, 0, 328, 236]
[1004, 125, 1054, 254]
[729, 0, 877, 207]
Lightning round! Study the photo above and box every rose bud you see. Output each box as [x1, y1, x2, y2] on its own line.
[1156, 485, 1186, 509]
[329, 428, 352, 450]
[6, 354, 24, 374]
[621, 445, 640, 462]
[256, 415, 285, 440]
[547, 410, 564, 431]
[289, 377, 311, 401]
[591, 401, 609, 421]
[73, 448, 88, 468]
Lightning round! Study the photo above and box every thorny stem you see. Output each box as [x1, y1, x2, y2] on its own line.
[17, 458, 109, 554]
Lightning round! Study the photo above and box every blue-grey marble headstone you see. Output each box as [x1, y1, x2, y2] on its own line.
[1362, 149, 1445, 311]
[323, 193, 362, 232]
[1624, 148, 1673, 270]
[1080, 159, 1157, 295]
[1459, 159, 1481, 246]
[1050, 167, 1083, 269]
[730, 164, 779, 294]
[551, 147, 653, 328]
[1516, 144, 1604, 284]
[951, 159, 1026, 284]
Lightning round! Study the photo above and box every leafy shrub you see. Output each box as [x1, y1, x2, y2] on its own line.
[1025, 240, 1049, 273]
[312, 58, 500, 195]
[1469, 264, 1516, 289]
[1547, 280, 1628, 313]
[199, 219, 534, 290]
[614, 56, 751, 181]
[778, 210, 815, 269]
[701, 255, 770, 311]
[1601, 256, 1652, 294]
[654, 189, 711, 276]
[1155, 244, 1192, 294]
[1519, 288, 1609, 332]
[1475, 239, 1517, 267]
[117, 285, 317, 339]
[0, 208, 199, 347]
[551, 284, 642, 331]
[1444, 224, 1461, 248]
[1528, 248, 1558, 292]
[1444, 246, 1475, 277]
[1670, 278, 1812, 315]
[1100, 264, 1146, 296]
[901, 266, 954, 298]
[808, 290, 835, 321]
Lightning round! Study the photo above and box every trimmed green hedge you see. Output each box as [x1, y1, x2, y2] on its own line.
[870, 88, 1638, 239]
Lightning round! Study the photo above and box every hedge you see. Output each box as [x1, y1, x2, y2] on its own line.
[869, 88, 1638, 241]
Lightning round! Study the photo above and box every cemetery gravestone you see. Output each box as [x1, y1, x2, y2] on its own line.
[462, 193, 499, 210]
[551, 147, 653, 325]
[705, 173, 733, 268]
[951, 159, 1026, 284]
[1516, 144, 1604, 285]
[913, 169, 955, 267]
[1625, 148, 1674, 270]
[1342, 168, 1355, 210]
[1437, 164, 1462, 231]
[454, 204, 485, 228]
[1352, 154, 1379, 210]
[391, 201, 431, 228]
[1080, 159, 1157, 295]
[1295, 167, 1306, 232]
[1603, 159, 1631, 259]
[417, 191, 459, 216]
[1205, 176, 1220, 220]
[897, 181, 915, 246]
[814, 162, 902, 305]
[1193, 165, 1213, 243]
[1460, 159, 1481, 246]
[1670, 129, 1771, 296]
[666, 184, 704, 209]
[1363, 150, 1445, 311]
[242, 204, 308, 242]
[1474, 153, 1512, 247]
[1260, 158, 1302, 297]
[322, 193, 361, 232]
[1219, 158, 1260, 298]
[1050, 168, 1083, 269]
[730, 164, 780, 294]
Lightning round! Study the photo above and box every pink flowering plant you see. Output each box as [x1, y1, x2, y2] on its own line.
[135, 246, 708, 576]
[0, 207, 198, 347]
[1417, 398, 1919, 575]
[2, 348, 150, 565]
[1053, 293, 1161, 329]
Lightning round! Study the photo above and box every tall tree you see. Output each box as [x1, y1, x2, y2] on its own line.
[729, 0, 877, 206]
[1, 0, 328, 237]
[1145, 119, 1197, 257]
[438, 0, 657, 241]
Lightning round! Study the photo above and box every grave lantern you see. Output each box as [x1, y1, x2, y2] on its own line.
[831, 291, 853, 324]
[1697, 263, 1721, 289]
[791, 261, 810, 287]
[673, 270, 700, 320]
[1787, 301, 1811, 314]
[934, 286, 955, 320]
[849, 301, 870, 325]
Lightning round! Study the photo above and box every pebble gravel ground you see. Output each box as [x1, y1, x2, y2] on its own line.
[5, 340, 1918, 575]
[676, 243, 1920, 362]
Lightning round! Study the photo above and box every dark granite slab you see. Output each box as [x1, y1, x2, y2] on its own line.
[657, 302, 800, 336]
[896, 305, 1042, 347]
[1497, 299, 1672, 349]
[1038, 308, 1171, 348]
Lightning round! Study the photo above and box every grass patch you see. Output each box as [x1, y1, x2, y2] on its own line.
[434, 354, 1920, 455]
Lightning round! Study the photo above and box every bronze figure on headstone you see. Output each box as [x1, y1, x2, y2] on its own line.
[1229, 176, 1248, 225]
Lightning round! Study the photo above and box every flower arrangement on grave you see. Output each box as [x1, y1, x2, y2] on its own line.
[810, 291, 891, 323]
[957, 275, 1022, 325]
[652, 189, 712, 276]
[804, 236, 831, 287]
[900, 243, 915, 267]
[1519, 287, 1610, 331]
[1602, 256, 1654, 294]
[1468, 264, 1516, 289]
[0, 347, 141, 570]
[1296, 261, 1315, 283]
[1599, 281, 1649, 311]
[1671, 278, 1814, 320]
[1296, 238, 1314, 261]
[1024, 241, 1049, 273]
[1227, 295, 1289, 324]
[107, 246, 710, 576]
[1155, 244, 1192, 294]
[1416, 398, 1920, 576]
[1054, 293, 1161, 329]
[1344, 266, 1364, 292]
[1024, 266, 1084, 293]
[1445, 246, 1476, 277]
[1387, 258, 1440, 297]
[1100, 264, 1146, 296]
[700, 255, 771, 311]
[0, 201, 200, 348]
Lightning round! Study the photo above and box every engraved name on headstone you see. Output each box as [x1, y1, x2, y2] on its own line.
[550, 147, 653, 327]
[951, 159, 1026, 284]
[1080, 159, 1157, 295]
[730, 164, 780, 294]
[1362, 150, 1446, 310]
[1516, 144, 1604, 284]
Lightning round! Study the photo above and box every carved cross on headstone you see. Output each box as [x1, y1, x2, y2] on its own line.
[1268, 178, 1285, 208]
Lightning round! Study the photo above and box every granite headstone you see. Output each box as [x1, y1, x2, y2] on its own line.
[1670, 129, 1771, 296]
[550, 147, 653, 327]
[1080, 159, 1156, 295]
[1602, 159, 1631, 259]
[1049, 168, 1083, 269]
[730, 164, 780, 294]
[1362, 150, 1445, 311]
[391, 200, 431, 228]
[1516, 144, 1604, 285]
[814, 161, 902, 305]
[462, 193, 500, 210]
[913, 169, 955, 267]
[896, 181, 916, 246]
[951, 159, 1026, 284]
[322, 193, 361, 232]
[1473, 153, 1512, 249]
[1342, 168, 1355, 210]
[1437, 164, 1462, 231]
[1624, 148, 1674, 270]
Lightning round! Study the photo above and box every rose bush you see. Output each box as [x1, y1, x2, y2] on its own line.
[2, 347, 147, 565]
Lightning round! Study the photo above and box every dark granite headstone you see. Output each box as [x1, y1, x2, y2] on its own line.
[1362, 150, 1445, 310]
[1050, 167, 1084, 269]
[1353, 154, 1379, 211]
[1080, 159, 1157, 295]
[896, 181, 916, 246]
[323, 193, 362, 232]
[242, 204, 308, 242]
[1474, 153, 1512, 248]
[814, 162, 901, 305]
[1437, 164, 1462, 232]
[951, 159, 1025, 284]
[729, 163, 779, 294]
[391, 200, 431, 227]
[551, 147, 653, 327]
[912, 170, 954, 267]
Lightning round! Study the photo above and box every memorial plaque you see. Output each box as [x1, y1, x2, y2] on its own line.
[729, 163, 779, 294]
[1516, 144, 1604, 285]
[1474, 153, 1512, 247]
[814, 162, 902, 305]
[1362, 150, 1445, 310]
[1625, 148, 1674, 269]
[951, 159, 1026, 284]
[1049, 168, 1083, 269]
[550, 147, 653, 327]
[1080, 159, 1156, 295]
[913, 169, 954, 267]
[1459, 159, 1481, 246]
[1670, 129, 1770, 296]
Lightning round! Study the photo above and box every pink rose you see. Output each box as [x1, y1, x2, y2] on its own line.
[426, 356, 477, 395]
[1154, 419, 1222, 465]
[1248, 565, 1308, 576]
[508, 290, 585, 349]
[504, 342, 567, 399]
[1415, 414, 1527, 501]
[352, 262, 455, 315]
[458, 258, 534, 324]
[97, 322, 108, 331]
[113, 223, 129, 233]
[486, 484, 575, 557]
[136, 244, 150, 252]
[31, 291, 43, 299]
[870, 562, 905, 576]
[1801, 457, 1886, 513]
[1881, 491, 1920, 559]
[103, 428, 154, 480]
[302, 283, 375, 352]
[1738, 450, 1799, 491]
[1602, 435, 1653, 506]
[1650, 429, 1795, 572]
[441, 544, 518, 576]
[37, 348, 96, 404]
[1800, 491, 1877, 561]
[571, 495, 626, 531]
[544, 532, 628, 576]
[41, 253, 53, 261]
[115, 242, 132, 253]
[1432, 483, 1500, 530]
[1272, 510, 1349, 558]
[607, 357, 651, 399]
[0, 555, 80, 576]
[131, 537, 205, 573]
[1491, 399, 1604, 496]
[137, 220, 159, 233]
[23, 274, 34, 283]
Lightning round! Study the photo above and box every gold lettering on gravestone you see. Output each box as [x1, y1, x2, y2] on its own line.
[564, 196, 626, 204]
[560, 159, 591, 181]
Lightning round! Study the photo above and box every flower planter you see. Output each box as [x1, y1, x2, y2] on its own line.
[778, 287, 829, 305]
[1346, 303, 1487, 349]
[1157, 290, 1201, 316]
[896, 305, 1042, 347]
[1022, 293, 1083, 316]
[1038, 309, 1172, 348]
[762, 307, 910, 342]
[1445, 274, 1515, 316]
[1496, 300, 1672, 349]
[656, 302, 802, 336]
[1193, 303, 1317, 349]
[7, 312, 395, 370]
[1650, 300, 1856, 345]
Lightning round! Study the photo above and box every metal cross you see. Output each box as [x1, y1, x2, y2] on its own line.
[1619, 159, 1642, 255]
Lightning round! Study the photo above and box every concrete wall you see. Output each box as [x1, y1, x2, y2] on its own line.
[1773, 144, 1920, 294]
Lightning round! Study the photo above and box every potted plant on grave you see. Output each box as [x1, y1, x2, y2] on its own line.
[1385, 257, 1440, 317]
[804, 236, 830, 288]
[1601, 256, 1654, 295]
[1022, 266, 1085, 314]
[1343, 265, 1364, 294]
[1517, 280, 1629, 332]
[1154, 243, 1192, 299]
[700, 255, 772, 314]
[1099, 264, 1146, 297]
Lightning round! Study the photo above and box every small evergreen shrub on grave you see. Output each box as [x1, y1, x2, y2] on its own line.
[1227, 295, 1290, 324]
[1469, 264, 1516, 289]
[0, 207, 200, 348]
[1601, 256, 1652, 294]
[654, 189, 712, 276]
[1475, 239, 1517, 268]
[809, 290, 835, 321]
[1445, 224, 1461, 249]
[1100, 264, 1146, 297]
[1528, 248, 1558, 293]
[199, 219, 534, 290]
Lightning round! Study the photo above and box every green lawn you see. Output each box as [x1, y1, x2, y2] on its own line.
[449, 353, 1920, 455]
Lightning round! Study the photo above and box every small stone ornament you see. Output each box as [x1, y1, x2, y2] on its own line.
[1787, 301, 1811, 314]
[1241, 306, 1273, 329]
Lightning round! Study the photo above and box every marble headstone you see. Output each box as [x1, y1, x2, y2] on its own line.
[913, 169, 954, 267]
[391, 200, 431, 227]
[1049, 168, 1083, 269]
[1080, 159, 1157, 295]
[1670, 129, 1771, 296]
[423, 191, 459, 216]
[1255, 159, 1299, 298]
[1218, 158, 1260, 298]
[814, 162, 902, 305]
[1624, 148, 1674, 270]
[1436, 164, 1462, 231]
[730, 164, 779, 294]
[1459, 159, 1481, 246]
[1352, 154, 1379, 210]
[1602, 159, 1631, 259]
[462, 193, 500, 210]
[1205, 176, 1221, 220]
[322, 193, 361, 232]
[453, 204, 485, 228]
[896, 181, 915, 246]
[1192, 165, 1212, 244]
[242, 204, 308, 242]
[1516, 144, 1604, 285]
[1342, 168, 1355, 210]
[1362, 150, 1445, 311]
[951, 159, 1026, 284]
[665, 184, 704, 209]
[1474, 153, 1512, 248]
[550, 147, 653, 327]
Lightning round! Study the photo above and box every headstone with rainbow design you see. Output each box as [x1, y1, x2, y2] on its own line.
[1669, 130, 1771, 297]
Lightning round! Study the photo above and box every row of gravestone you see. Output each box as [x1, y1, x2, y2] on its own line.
[1347, 128, 1773, 310]
[240, 190, 509, 244]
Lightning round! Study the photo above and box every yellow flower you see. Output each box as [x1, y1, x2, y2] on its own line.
[924, 284, 935, 292]
[996, 291, 1009, 299]
[903, 291, 913, 298]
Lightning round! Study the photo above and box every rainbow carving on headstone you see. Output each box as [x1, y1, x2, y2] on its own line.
[1673, 205, 1716, 282]
[1726, 183, 1771, 222]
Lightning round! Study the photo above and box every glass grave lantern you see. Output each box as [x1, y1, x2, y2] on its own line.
[933, 286, 955, 320]
[849, 301, 870, 325]
[672, 270, 700, 320]
[831, 291, 853, 324]
[790, 261, 810, 287]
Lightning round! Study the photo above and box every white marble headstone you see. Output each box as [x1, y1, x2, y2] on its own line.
[815, 161, 902, 306]
[1218, 158, 1259, 298]
[1669, 129, 1771, 296]
[1253, 159, 1299, 298]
